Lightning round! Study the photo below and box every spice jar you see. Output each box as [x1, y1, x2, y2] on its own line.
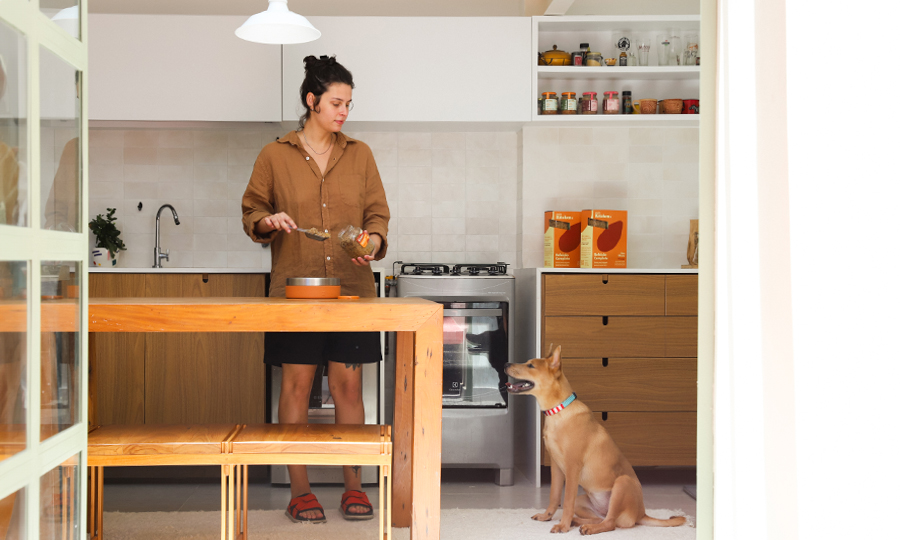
[540, 92, 558, 115]
[602, 91, 620, 115]
[338, 225, 375, 259]
[581, 92, 598, 115]
[584, 51, 604, 67]
[622, 91, 633, 114]
[560, 92, 578, 114]
[619, 52, 628, 66]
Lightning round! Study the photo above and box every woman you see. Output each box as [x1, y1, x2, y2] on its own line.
[241, 55, 390, 524]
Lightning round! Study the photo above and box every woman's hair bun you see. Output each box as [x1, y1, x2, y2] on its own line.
[303, 55, 338, 73]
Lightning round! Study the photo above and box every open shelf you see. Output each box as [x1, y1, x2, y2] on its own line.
[530, 114, 700, 126]
[537, 66, 700, 80]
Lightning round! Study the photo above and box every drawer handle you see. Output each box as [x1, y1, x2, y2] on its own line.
[602, 358, 608, 367]
[602, 274, 609, 284]
[602, 412, 608, 421]
[602, 316, 608, 326]
[202, 274, 209, 283]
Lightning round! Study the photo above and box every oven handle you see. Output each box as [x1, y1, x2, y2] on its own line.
[443, 309, 503, 317]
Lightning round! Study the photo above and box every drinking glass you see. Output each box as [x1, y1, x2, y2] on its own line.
[669, 34, 682, 65]
[656, 34, 670, 66]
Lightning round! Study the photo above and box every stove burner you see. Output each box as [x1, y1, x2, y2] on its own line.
[395, 261, 508, 277]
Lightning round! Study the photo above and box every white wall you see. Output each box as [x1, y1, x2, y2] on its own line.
[85, 124, 698, 271]
[521, 125, 699, 268]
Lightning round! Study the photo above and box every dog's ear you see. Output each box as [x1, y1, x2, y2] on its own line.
[545, 342, 555, 359]
[549, 345, 562, 370]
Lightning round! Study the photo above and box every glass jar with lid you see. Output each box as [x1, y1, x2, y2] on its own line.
[541, 92, 559, 115]
[584, 51, 604, 67]
[602, 91, 620, 115]
[560, 92, 578, 114]
[581, 92, 598, 115]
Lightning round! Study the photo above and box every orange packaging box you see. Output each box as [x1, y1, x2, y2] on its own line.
[580, 209, 628, 268]
[544, 211, 581, 268]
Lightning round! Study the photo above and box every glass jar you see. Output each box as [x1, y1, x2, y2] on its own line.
[602, 91, 620, 115]
[581, 92, 598, 115]
[618, 52, 628, 66]
[541, 92, 558, 115]
[584, 51, 604, 67]
[622, 91, 633, 114]
[561, 92, 578, 114]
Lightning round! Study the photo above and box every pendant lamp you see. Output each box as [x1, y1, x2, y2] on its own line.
[235, 0, 321, 45]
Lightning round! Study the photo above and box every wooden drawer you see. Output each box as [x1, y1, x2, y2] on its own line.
[666, 275, 698, 316]
[665, 317, 698, 357]
[564, 358, 697, 412]
[543, 274, 665, 316]
[541, 412, 696, 467]
[598, 412, 696, 466]
[544, 316, 667, 357]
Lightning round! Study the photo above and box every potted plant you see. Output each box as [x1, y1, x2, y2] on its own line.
[88, 208, 126, 266]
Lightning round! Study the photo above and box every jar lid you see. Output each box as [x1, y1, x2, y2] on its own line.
[580, 42, 590, 48]
[604, 91, 618, 96]
[562, 92, 576, 98]
[623, 91, 632, 95]
[583, 92, 597, 97]
[287, 277, 340, 286]
[541, 92, 557, 98]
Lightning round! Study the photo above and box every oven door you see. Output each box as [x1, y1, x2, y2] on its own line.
[441, 302, 508, 408]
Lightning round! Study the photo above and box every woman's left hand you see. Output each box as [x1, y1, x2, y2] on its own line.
[351, 231, 381, 266]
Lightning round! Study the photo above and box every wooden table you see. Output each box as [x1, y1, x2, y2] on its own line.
[88, 297, 443, 540]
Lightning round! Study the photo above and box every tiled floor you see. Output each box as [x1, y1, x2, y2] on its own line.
[103, 467, 696, 515]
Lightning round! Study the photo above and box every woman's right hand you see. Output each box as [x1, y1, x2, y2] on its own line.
[256, 212, 297, 235]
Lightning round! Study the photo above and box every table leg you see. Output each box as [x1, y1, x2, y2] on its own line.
[410, 310, 443, 540]
[391, 332, 414, 527]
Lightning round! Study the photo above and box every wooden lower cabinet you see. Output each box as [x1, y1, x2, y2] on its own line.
[540, 272, 698, 468]
[89, 273, 266, 426]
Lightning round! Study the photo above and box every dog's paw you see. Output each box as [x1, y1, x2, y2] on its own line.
[551, 523, 571, 534]
[532, 512, 553, 522]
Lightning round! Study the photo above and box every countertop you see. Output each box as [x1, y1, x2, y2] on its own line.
[517, 267, 699, 274]
[89, 267, 269, 273]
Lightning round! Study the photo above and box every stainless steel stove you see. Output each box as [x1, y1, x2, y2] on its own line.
[386, 262, 516, 485]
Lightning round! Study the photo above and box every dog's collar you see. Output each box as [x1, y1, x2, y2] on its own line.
[543, 393, 577, 416]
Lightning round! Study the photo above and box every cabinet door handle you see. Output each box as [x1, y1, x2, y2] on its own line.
[202, 273, 209, 283]
[602, 316, 609, 326]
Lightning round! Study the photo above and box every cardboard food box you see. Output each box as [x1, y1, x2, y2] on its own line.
[544, 211, 582, 268]
[580, 210, 628, 268]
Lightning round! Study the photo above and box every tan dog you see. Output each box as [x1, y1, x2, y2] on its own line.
[505, 345, 686, 535]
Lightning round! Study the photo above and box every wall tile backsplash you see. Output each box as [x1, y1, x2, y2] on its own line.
[84, 124, 698, 272]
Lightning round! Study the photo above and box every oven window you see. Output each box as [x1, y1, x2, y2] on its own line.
[441, 302, 508, 408]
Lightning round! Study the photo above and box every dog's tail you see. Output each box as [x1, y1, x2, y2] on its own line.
[639, 513, 687, 527]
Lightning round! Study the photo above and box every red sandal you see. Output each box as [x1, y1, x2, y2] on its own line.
[340, 490, 374, 521]
[286, 493, 326, 524]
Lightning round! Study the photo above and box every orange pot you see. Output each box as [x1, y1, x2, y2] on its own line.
[285, 277, 341, 299]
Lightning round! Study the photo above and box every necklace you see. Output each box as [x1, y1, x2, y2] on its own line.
[301, 130, 334, 155]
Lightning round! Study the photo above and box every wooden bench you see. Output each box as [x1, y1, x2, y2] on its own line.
[87, 423, 392, 540]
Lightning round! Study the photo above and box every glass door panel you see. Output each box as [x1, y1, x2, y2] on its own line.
[441, 302, 509, 408]
[1, 261, 28, 462]
[40, 1, 80, 40]
[39, 261, 80, 440]
[0, 488, 26, 538]
[0, 21, 27, 228]
[39, 454, 79, 539]
[39, 46, 80, 233]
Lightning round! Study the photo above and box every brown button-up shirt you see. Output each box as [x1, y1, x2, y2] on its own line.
[241, 131, 390, 298]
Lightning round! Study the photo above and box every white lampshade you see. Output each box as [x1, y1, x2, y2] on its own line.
[235, 0, 321, 45]
[51, 6, 80, 39]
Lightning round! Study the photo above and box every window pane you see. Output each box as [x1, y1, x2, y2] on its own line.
[0, 488, 26, 539]
[0, 21, 27, 228]
[40, 261, 79, 440]
[39, 454, 79, 540]
[40, 1, 80, 40]
[0, 261, 27, 463]
[40, 48, 80, 233]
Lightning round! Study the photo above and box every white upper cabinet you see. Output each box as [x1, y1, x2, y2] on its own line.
[89, 15, 282, 122]
[283, 17, 533, 123]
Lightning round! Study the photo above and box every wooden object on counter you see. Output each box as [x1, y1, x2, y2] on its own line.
[89, 296, 443, 537]
[88, 273, 265, 427]
[539, 272, 698, 467]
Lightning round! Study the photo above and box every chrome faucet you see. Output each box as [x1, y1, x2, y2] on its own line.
[153, 204, 180, 268]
